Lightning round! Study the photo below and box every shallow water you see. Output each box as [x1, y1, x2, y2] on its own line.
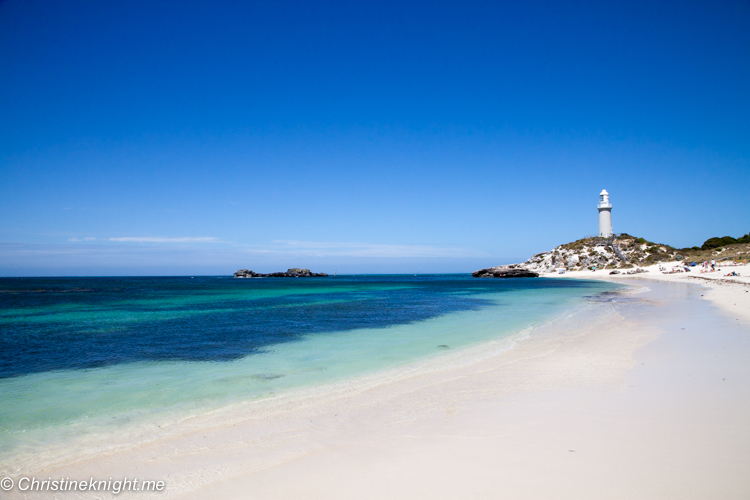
[0, 274, 617, 469]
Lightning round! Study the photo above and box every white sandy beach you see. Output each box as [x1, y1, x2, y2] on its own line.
[7, 270, 750, 500]
[548, 261, 750, 324]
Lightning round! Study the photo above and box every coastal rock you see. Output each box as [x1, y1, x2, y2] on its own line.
[518, 234, 687, 274]
[473, 234, 672, 277]
[625, 267, 649, 275]
[234, 268, 328, 278]
[472, 265, 539, 278]
[234, 269, 259, 278]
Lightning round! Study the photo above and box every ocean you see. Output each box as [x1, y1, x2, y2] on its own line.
[0, 274, 618, 471]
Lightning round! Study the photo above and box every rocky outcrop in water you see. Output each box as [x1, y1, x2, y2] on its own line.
[234, 268, 328, 278]
[471, 265, 539, 278]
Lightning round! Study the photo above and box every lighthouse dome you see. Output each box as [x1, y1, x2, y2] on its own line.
[599, 189, 611, 205]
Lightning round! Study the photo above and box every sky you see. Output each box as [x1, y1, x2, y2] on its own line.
[1, 0, 749, 276]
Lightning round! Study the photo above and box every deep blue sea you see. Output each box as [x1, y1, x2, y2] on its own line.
[0, 274, 617, 470]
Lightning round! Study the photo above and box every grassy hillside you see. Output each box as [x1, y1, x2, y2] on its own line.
[676, 242, 750, 264]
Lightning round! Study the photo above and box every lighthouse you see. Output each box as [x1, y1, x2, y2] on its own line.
[598, 189, 613, 237]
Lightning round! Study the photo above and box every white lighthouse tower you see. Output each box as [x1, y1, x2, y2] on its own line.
[598, 189, 613, 237]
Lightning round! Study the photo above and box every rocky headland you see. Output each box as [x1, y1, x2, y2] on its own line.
[473, 234, 735, 278]
[234, 268, 328, 278]
[471, 233, 750, 278]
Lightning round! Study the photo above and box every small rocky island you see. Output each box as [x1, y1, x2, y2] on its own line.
[234, 268, 328, 278]
[472, 264, 539, 278]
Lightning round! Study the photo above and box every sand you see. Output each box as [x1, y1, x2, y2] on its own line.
[6, 272, 750, 499]
[547, 261, 750, 324]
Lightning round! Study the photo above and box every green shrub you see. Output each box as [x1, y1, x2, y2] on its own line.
[701, 236, 737, 250]
[738, 233, 750, 244]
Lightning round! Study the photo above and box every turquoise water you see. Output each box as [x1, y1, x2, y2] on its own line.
[0, 275, 617, 468]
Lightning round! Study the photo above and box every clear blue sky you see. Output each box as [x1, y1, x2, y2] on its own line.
[1, 0, 748, 275]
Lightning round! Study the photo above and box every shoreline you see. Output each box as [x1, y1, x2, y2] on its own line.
[0, 279, 611, 478]
[543, 261, 750, 324]
[5, 275, 750, 499]
[0, 284, 612, 477]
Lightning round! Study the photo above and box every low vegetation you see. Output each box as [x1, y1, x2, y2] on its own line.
[700, 233, 750, 250]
